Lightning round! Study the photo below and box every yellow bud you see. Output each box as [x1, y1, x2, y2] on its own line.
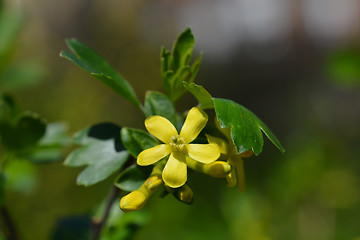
[204, 161, 232, 178]
[175, 185, 194, 204]
[120, 189, 147, 212]
[145, 175, 163, 191]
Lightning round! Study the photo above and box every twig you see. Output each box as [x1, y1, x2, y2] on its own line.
[90, 186, 120, 240]
[1, 206, 19, 240]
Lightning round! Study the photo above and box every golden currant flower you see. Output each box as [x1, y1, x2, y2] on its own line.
[206, 126, 253, 192]
[137, 107, 221, 188]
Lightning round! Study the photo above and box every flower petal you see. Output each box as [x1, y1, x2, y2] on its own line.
[205, 134, 228, 154]
[137, 144, 171, 166]
[180, 107, 208, 143]
[187, 143, 220, 164]
[145, 116, 178, 143]
[162, 152, 187, 188]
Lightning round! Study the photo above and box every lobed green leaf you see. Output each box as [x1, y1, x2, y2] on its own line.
[76, 150, 129, 187]
[64, 123, 129, 186]
[183, 81, 214, 109]
[26, 122, 70, 163]
[214, 98, 285, 155]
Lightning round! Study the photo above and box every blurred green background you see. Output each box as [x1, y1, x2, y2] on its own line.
[2, 0, 360, 239]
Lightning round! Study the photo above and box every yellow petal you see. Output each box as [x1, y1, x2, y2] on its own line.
[205, 134, 228, 154]
[145, 116, 178, 143]
[137, 144, 171, 166]
[180, 107, 208, 143]
[162, 152, 187, 188]
[187, 143, 220, 164]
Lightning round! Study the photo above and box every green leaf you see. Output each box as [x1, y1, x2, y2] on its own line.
[183, 82, 214, 109]
[38, 122, 70, 146]
[114, 165, 150, 192]
[76, 149, 129, 186]
[121, 128, 158, 158]
[144, 91, 176, 125]
[60, 39, 143, 112]
[72, 122, 124, 147]
[171, 28, 195, 70]
[26, 122, 70, 163]
[213, 98, 285, 155]
[0, 112, 46, 150]
[160, 28, 202, 102]
[64, 123, 129, 186]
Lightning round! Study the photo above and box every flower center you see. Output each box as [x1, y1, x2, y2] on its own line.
[169, 135, 186, 152]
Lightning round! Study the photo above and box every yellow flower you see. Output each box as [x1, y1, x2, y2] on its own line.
[206, 125, 253, 192]
[137, 107, 221, 188]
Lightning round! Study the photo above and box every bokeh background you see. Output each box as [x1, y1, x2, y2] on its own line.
[2, 0, 360, 239]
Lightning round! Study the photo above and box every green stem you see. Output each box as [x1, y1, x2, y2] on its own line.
[90, 186, 120, 240]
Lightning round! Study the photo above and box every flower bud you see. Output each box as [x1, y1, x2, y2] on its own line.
[204, 161, 232, 178]
[175, 184, 194, 204]
[120, 186, 149, 212]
